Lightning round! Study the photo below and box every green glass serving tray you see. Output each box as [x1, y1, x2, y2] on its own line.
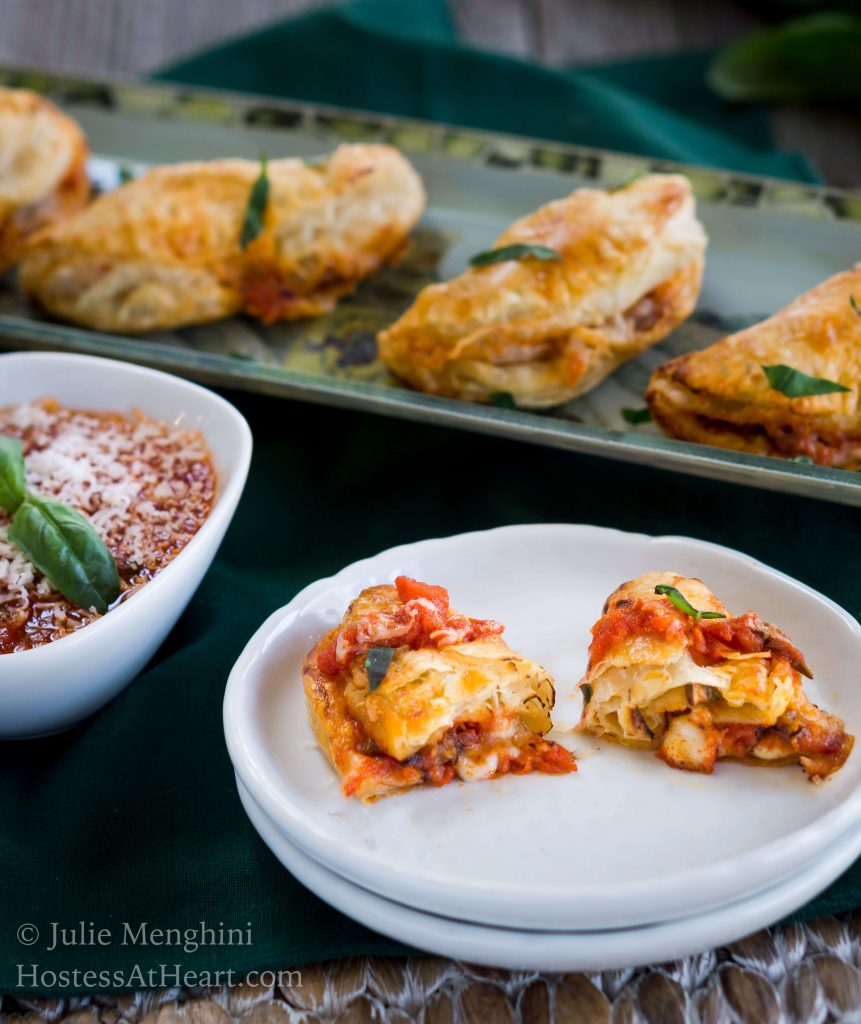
[1, 65, 860, 504]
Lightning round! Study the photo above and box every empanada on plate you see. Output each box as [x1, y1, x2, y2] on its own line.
[647, 267, 861, 467]
[303, 576, 575, 801]
[19, 143, 425, 333]
[0, 88, 89, 272]
[377, 174, 707, 408]
[578, 571, 853, 780]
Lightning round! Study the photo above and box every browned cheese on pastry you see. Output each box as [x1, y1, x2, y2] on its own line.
[19, 143, 425, 333]
[377, 174, 707, 408]
[647, 266, 861, 468]
[0, 88, 89, 272]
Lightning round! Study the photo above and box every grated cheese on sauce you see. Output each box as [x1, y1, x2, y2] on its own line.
[0, 398, 216, 653]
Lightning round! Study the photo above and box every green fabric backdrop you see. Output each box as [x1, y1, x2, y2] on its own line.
[0, 0, 854, 996]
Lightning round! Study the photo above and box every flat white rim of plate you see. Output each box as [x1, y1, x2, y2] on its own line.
[225, 523, 861, 930]
[236, 774, 861, 973]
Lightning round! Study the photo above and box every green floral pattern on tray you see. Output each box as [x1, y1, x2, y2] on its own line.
[0, 65, 858, 221]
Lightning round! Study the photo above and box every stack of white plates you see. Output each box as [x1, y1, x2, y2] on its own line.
[224, 525, 861, 972]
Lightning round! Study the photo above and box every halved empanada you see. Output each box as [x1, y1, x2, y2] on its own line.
[646, 267, 861, 467]
[577, 572, 853, 780]
[303, 576, 575, 801]
[377, 174, 707, 408]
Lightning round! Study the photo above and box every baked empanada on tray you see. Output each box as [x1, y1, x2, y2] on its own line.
[647, 267, 861, 468]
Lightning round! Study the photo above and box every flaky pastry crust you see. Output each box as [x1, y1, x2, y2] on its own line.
[0, 88, 89, 272]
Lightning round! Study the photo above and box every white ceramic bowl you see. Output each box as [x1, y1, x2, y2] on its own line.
[0, 351, 252, 738]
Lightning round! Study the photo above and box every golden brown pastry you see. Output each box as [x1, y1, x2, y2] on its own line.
[0, 88, 89, 272]
[377, 174, 707, 408]
[19, 143, 425, 333]
[647, 267, 861, 467]
[303, 575, 575, 801]
[577, 571, 853, 780]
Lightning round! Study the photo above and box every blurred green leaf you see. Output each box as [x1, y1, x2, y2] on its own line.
[709, 13, 861, 102]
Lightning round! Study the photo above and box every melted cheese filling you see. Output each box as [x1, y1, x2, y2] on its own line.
[346, 641, 553, 761]
[588, 650, 795, 746]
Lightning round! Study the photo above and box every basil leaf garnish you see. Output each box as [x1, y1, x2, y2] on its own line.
[580, 682, 593, 705]
[761, 364, 850, 398]
[469, 243, 562, 268]
[118, 165, 135, 185]
[9, 496, 120, 614]
[240, 155, 270, 249]
[654, 584, 726, 622]
[0, 435, 27, 514]
[365, 646, 396, 692]
[851, 295, 861, 318]
[490, 391, 517, 410]
[621, 407, 652, 425]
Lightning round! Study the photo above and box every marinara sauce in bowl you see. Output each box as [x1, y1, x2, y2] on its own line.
[0, 352, 251, 737]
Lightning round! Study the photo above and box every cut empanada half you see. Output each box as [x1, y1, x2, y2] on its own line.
[577, 571, 853, 780]
[378, 174, 707, 408]
[647, 266, 861, 468]
[303, 576, 575, 801]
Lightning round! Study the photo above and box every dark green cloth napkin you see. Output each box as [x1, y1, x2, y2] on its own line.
[0, 0, 851, 996]
[159, 0, 815, 180]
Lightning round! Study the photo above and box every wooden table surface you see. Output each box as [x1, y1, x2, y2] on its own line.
[0, 3, 859, 1022]
[0, 0, 858, 187]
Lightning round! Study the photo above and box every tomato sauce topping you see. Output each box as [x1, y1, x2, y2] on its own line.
[316, 576, 504, 678]
[691, 611, 810, 676]
[588, 598, 686, 667]
[589, 596, 810, 680]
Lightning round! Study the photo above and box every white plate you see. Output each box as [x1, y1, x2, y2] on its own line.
[224, 524, 861, 931]
[237, 776, 861, 973]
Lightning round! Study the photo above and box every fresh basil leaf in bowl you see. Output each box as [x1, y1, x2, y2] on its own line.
[761, 364, 850, 398]
[0, 432, 121, 613]
[0, 435, 26, 514]
[9, 496, 120, 615]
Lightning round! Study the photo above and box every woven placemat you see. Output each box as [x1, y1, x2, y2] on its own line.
[4, 914, 861, 1023]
